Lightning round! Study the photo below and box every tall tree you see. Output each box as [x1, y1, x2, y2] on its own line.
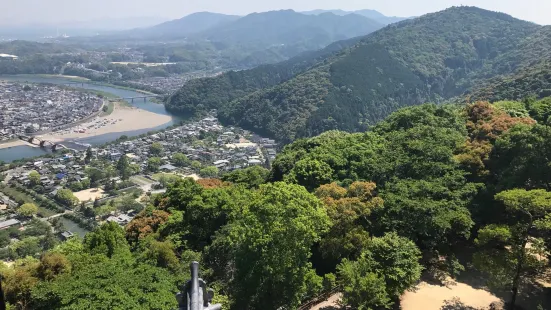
[172, 153, 190, 167]
[28, 170, 41, 187]
[55, 189, 79, 208]
[17, 203, 38, 218]
[315, 182, 383, 265]
[208, 182, 330, 310]
[474, 189, 551, 309]
[83, 222, 131, 258]
[337, 233, 423, 309]
[84, 147, 93, 164]
[149, 142, 164, 156]
[116, 155, 131, 180]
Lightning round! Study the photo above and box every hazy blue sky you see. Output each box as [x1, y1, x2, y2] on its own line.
[2, 0, 550, 25]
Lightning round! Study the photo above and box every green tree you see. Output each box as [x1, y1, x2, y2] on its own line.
[172, 153, 190, 167]
[208, 182, 330, 310]
[199, 166, 219, 178]
[474, 189, 551, 309]
[3, 258, 40, 309]
[80, 178, 91, 189]
[285, 159, 333, 191]
[9, 237, 41, 259]
[31, 254, 177, 310]
[55, 189, 79, 208]
[147, 157, 162, 172]
[149, 142, 164, 156]
[85, 167, 106, 187]
[17, 203, 38, 217]
[68, 182, 83, 192]
[85, 147, 93, 164]
[129, 164, 141, 176]
[28, 170, 41, 187]
[83, 222, 131, 258]
[337, 233, 423, 309]
[139, 239, 179, 270]
[490, 124, 551, 191]
[221, 166, 269, 189]
[37, 252, 71, 281]
[315, 182, 383, 265]
[191, 160, 202, 170]
[116, 154, 131, 180]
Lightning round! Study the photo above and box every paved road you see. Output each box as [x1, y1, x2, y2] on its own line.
[39, 210, 74, 222]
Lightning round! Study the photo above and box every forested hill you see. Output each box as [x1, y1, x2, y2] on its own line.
[468, 26, 551, 102]
[135, 12, 240, 36]
[166, 6, 547, 144]
[198, 10, 383, 46]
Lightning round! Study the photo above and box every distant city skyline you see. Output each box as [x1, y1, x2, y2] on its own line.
[1, 0, 549, 26]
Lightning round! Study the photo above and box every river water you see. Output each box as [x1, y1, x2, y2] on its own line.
[0, 75, 181, 162]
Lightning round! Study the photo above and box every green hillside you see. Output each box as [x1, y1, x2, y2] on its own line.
[468, 26, 551, 101]
[167, 6, 547, 144]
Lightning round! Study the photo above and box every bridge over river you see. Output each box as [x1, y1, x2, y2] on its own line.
[18, 135, 68, 151]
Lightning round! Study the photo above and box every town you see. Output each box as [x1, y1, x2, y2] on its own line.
[0, 81, 103, 141]
[0, 113, 277, 261]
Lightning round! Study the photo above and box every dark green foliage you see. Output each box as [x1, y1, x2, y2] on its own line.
[83, 222, 131, 258]
[207, 182, 330, 310]
[490, 124, 551, 191]
[31, 254, 177, 310]
[221, 166, 270, 189]
[337, 233, 423, 309]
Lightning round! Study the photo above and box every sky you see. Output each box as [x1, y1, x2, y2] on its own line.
[1, 0, 550, 26]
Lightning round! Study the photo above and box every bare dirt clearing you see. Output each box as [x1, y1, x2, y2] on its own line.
[73, 188, 105, 202]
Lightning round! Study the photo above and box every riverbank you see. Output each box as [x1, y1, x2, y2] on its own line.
[14, 74, 91, 82]
[36, 102, 173, 142]
[0, 139, 36, 150]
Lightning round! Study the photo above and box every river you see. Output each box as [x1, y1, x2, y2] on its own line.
[0, 75, 181, 162]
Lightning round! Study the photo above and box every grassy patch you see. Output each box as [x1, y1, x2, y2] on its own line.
[151, 173, 181, 182]
[37, 207, 57, 218]
[130, 175, 155, 185]
[0, 186, 35, 204]
[100, 101, 115, 116]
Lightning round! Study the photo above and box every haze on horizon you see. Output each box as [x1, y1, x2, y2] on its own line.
[1, 0, 550, 26]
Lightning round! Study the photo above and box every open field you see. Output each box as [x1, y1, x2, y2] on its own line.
[151, 172, 182, 181]
[130, 175, 156, 186]
[73, 188, 105, 202]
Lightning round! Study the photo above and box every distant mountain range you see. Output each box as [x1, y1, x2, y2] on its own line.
[138, 12, 240, 37]
[118, 10, 387, 67]
[301, 9, 409, 25]
[166, 7, 551, 144]
[130, 10, 386, 40]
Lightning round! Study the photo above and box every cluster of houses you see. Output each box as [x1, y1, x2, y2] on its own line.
[123, 70, 221, 94]
[0, 82, 103, 141]
[9, 154, 87, 197]
[94, 116, 277, 173]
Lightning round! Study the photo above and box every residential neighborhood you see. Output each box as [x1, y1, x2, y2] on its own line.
[0, 81, 103, 141]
